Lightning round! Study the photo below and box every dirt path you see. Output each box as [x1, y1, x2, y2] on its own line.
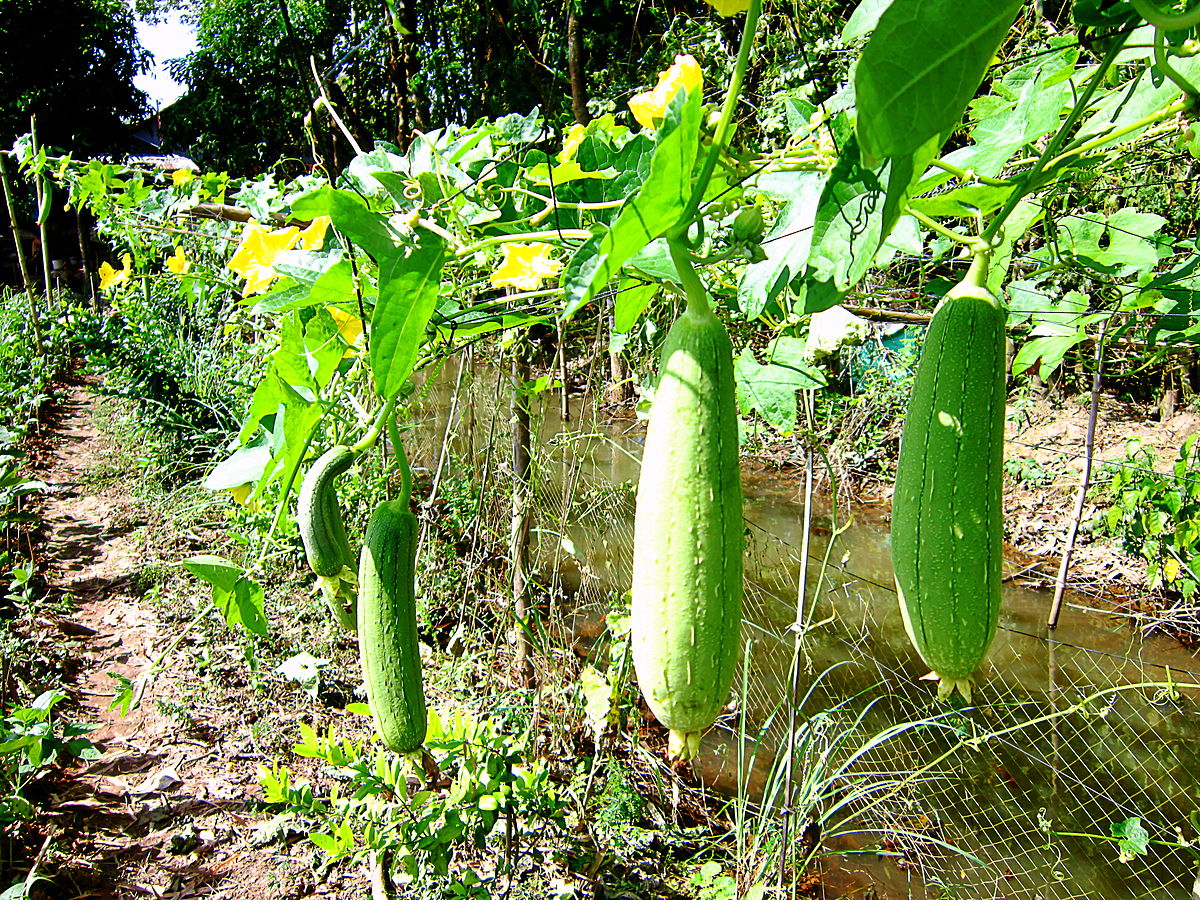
[23, 382, 319, 900]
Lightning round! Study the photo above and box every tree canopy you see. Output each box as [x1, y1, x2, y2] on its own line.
[0, 0, 149, 154]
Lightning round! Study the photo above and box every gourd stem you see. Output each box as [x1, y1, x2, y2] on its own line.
[1154, 29, 1200, 98]
[927, 158, 1013, 187]
[351, 391, 401, 453]
[389, 409, 412, 507]
[905, 205, 975, 247]
[668, 239, 711, 316]
[1131, 0, 1200, 30]
[980, 27, 1133, 246]
[1046, 98, 1187, 169]
[455, 228, 591, 258]
[261, 419, 322, 561]
[675, 0, 763, 233]
[963, 249, 993, 292]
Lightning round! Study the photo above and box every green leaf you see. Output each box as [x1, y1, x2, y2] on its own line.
[855, 0, 1024, 162]
[563, 85, 701, 316]
[181, 556, 268, 637]
[1056, 208, 1168, 276]
[1110, 817, 1150, 863]
[290, 186, 399, 262]
[909, 183, 1014, 219]
[987, 200, 1045, 294]
[302, 309, 348, 389]
[734, 347, 825, 436]
[371, 230, 444, 398]
[1012, 334, 1087, 381]
[203, 443, 272, 492]
[614, 278, 659, 333]
[254, 256, 355, 313]
[579, 667, 614, 734]
[1078, 42, 1200, 147]
[804, 133, 931, 305]
[842, 0, 895, 41]
[106, 673, 136, 716]
[181, 555, 244, 595]
[309, 832, 343, 855]
[738, 170, 824, 319]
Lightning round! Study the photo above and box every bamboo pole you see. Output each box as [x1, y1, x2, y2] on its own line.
[0, 152, 43, 351]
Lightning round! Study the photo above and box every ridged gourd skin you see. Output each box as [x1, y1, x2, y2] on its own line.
[358, 500, 427, 754]
[297, 445, 358, 630]
[631, 304, 743, 761]
[298, 446, 356, 576]
[891, 275, 1006, 703]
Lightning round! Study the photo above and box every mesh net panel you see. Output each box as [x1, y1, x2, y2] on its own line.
[418, 361, 1200, 900]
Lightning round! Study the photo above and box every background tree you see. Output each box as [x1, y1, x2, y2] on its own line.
[160, 0, 850, 173]
[0, 0, 149, 154]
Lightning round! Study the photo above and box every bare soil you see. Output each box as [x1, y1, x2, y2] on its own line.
[999, 394, 1200, 603]
[11, 381, 343, 900]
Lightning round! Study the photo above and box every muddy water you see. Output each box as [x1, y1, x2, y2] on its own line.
[412, 359, 1200, 900]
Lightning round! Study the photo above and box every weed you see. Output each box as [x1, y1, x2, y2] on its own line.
[1, 690, 99, 824]
[1090, 434, 1200, 601]
[1004, 454, 1060, 488]
[260, 704, 569, 893]
[155, 698, 196, 730]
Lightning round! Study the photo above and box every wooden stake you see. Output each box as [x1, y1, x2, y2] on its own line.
[509, 352, 534, 685]
[1048, 316, 1110, 629]
[30, 117, 53, 319]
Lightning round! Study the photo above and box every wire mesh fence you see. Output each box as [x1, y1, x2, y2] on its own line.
[413, 356, 1200, 900]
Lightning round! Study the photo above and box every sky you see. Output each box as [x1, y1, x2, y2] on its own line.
[133, 11, 199, 110]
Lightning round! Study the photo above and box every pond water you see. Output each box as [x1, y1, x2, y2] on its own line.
[412, 357, 1200, 900]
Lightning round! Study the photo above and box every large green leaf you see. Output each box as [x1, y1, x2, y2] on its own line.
[803, 133, 932, 308]
[842, 0, 896, 41]
[734, 338, 826, 435]
[613, 278, 660, 334]
[371, 230, 445, 398]
[203, 442, 272, 491]
[855, 0, 1024, 162]
[1055, 208, 1169, 277]
[1077, 35, 1200, 146]
[290, 185, 399, 262]
[562, 85, 702, 316]
[738, 170, 824, 319]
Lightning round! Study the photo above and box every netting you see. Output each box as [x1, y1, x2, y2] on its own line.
[413, 358, 1200, 900]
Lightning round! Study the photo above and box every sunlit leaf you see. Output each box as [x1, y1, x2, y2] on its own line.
[855, 0, 1023, 161]
[371, 230, 445, 398]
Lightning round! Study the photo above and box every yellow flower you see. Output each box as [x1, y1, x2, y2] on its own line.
[558, 123, 588, 164]
[165, 246, 190, 275]
[227, 222, 301, 297]
[298, 216, 331, 250]
[98, 253, 132, 291]
[172, 168, 196, 187]
[325, 306, 364, 353]
[229, 484, 253, 506]
[628, 55, 702, 130]
[490, 242, 564, 291]
[704, 0, 750, 15]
